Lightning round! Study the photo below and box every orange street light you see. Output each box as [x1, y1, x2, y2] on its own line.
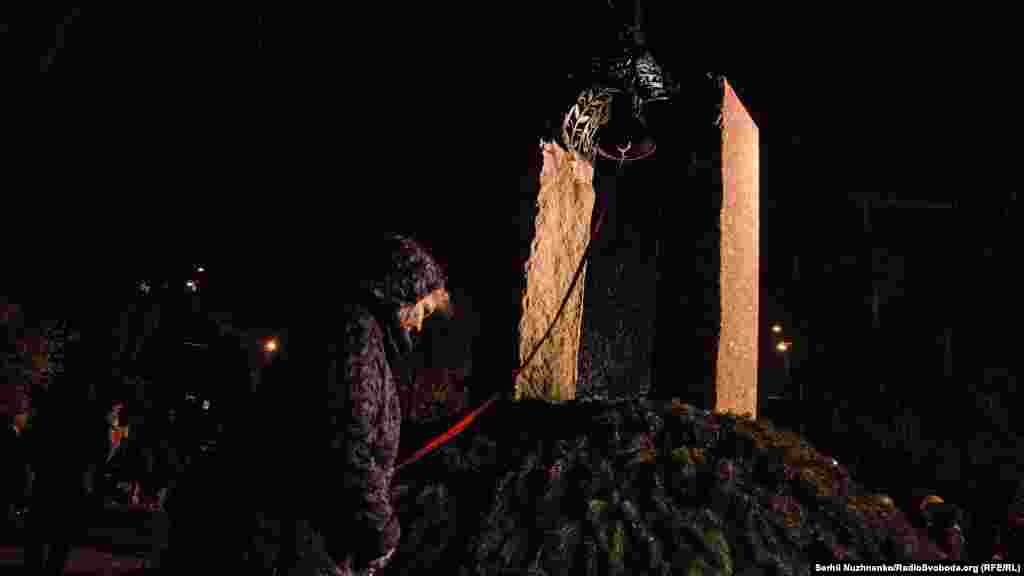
[264, 338, 279, 353]
[772, 324, 782, 334]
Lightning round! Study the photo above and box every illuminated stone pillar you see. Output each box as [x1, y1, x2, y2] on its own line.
[716, 79, 760, 417]
[514, 141, 596, 402]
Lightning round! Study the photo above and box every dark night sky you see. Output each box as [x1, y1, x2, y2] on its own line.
[7, 8, 1017, 323]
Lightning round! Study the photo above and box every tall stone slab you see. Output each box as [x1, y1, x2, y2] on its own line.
[514, 141, 596, 401]
[716, 79, 760, 417]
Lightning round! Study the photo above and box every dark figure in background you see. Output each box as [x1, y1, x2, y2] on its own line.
[1001, 482, 1024, 560]
[243, 235, 451, 576]
[1, 307, 33, 533]
[92, 401, 140, 507]
[22, 376, 97, 574]
[159, 399, 242, 571]
[1, 393, 32, 532]
[991, 526, 1009, 561]
[128, 406, 183, 571]
[928, 503, 967, 562]
[84, 400, 170, 569]
[148, 407, 185, 511]
[97, 401, 164, 511]
[915, 492, 969, 562]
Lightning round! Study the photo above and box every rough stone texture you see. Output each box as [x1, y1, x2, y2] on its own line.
[716, 79, 760, 418]
[515, 141, 595, 402]
[577, 171, 659, 400]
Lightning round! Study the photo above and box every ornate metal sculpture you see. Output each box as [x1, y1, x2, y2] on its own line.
[561, 88, 614, 162]
[561, 9, 675, 163]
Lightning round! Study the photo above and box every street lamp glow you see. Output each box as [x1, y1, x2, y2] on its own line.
[772, 324, 782, 334]
[776, 341, 789, 352]
[264, 338, 278, 353]
[197, 266, 205, 273]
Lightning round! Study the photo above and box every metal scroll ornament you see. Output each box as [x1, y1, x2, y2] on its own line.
[561, 87, 614, 161]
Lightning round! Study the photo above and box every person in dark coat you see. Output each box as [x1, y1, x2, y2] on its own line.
[148, 406, 185, 510]
[92, 400, 146, 509]
[1, 418, 29, 534]
[118, 405, 182, 571]
[1, 387, 32, 527]
[158, 236, 449, 576]
[1001, 481, 1024, 560]
[915, 493, 970, 562]
[86, 399, 171, 569]
[22, 376, 97, 574]
[251, 235, 451, 576]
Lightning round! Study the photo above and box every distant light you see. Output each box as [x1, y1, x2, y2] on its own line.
[776, 341, 790, 352]
[139, 281, 151, 294]
[772, 324, 782, 334]
[202, 400, 211, 411]
[264, 338, 278, 353]
[197, 266, 205, 273]
[185, 280, 198, 292]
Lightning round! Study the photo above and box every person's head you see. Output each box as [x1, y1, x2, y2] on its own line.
[360, 235, 451, 357]
[108, 403, 134, 443]
[106, 401, 124, 428]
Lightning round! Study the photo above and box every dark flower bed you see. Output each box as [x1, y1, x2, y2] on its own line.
[386, 395, 950, 576]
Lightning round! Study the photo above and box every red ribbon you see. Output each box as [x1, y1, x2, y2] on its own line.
[395, 395, 500, 472]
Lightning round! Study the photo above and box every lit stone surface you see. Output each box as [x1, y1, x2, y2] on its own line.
[716, 80, 760, 417]
[516, 141, 595, 401]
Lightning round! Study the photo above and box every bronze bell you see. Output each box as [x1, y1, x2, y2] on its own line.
[595, 100, 656, 162]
